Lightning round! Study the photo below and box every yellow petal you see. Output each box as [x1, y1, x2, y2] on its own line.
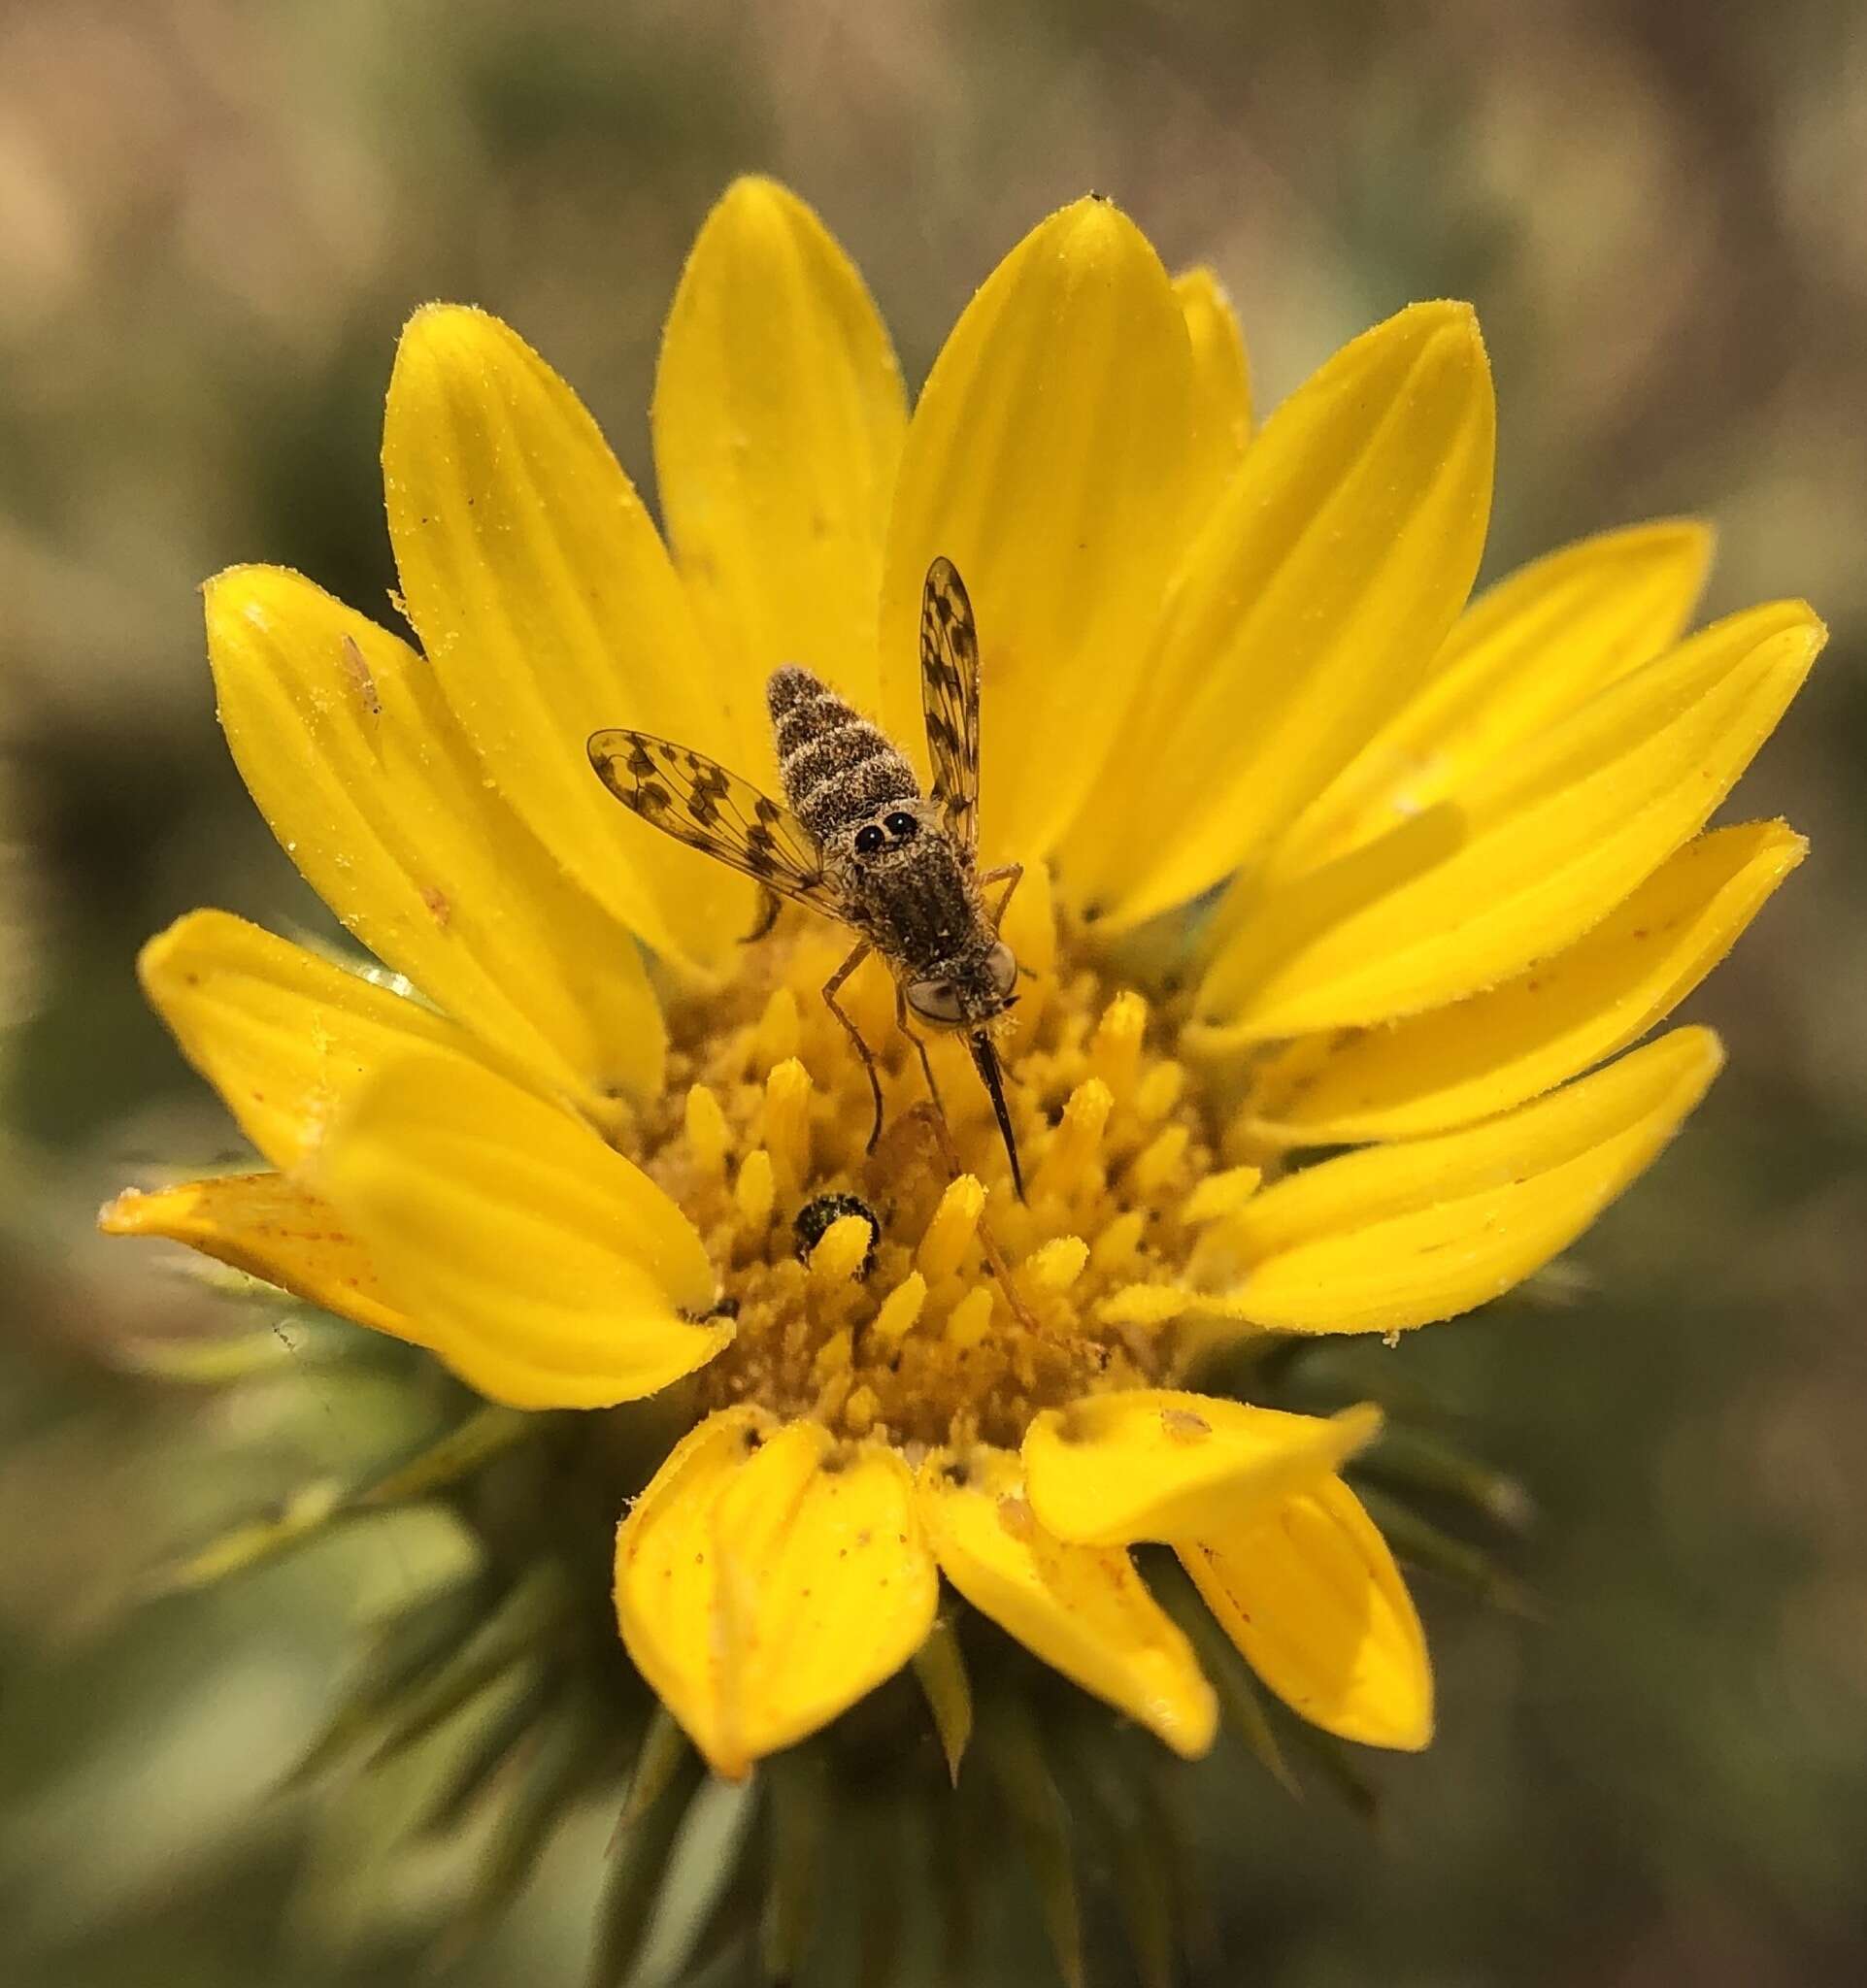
[139, 909, 480, 1172]
[1278, 519, 1714, 874]
[653, 178, 907, 748]
[880, 197, 1192, 864]
[205, 565, 665, 1118]
[1058, 301, 1494, 930]
[1191, 1027, 1723, 1336]
[616, 1414, 938, 1778]
[1021, 1390, 1381, 1546]
[311, 1049, 724, 1409]
[1194, 601, 1823, 1044]
[916, 1445, 1217, 1759]
[1181, 1474, 1432, 1750]
[383, 305, 750, 979]
[1248, 821, 1804, 1143]
[1174, 266, 1252, 517]
[98, 1174, 421, 1344]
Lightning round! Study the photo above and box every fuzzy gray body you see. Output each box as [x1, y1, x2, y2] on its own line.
[767, 665, 998, 1009]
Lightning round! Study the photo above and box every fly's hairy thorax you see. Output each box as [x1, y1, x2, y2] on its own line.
[767, 665, 988, 981]
[847, 838, 987, 979]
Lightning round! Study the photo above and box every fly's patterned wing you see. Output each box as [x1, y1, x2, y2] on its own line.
[919, 556, 982, 851]
[587, 729, 839, 914]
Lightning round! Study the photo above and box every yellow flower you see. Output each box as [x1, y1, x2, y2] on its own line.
[103, 180, 1818, 1785]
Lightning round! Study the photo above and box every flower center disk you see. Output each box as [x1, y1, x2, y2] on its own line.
[632, 911, 1216, 1452]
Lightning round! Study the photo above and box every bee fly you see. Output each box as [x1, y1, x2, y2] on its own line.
[588, 557, 1026, 1197]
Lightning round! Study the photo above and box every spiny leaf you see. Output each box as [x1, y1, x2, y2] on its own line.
[415, 1673, 559, 1836]
[1351, 1427, 1536, 1531]
[144, 1406, 537, 1601]
[1355, 1485, 1543, 1616]
[1064, 1727, 1177, 1988]
[760, 1750, 829, 1983]
[145, 1477, 345, 1596]
[287, 1578, 492, 1786]
[983, 1700, 1084, 1988]
[911, 1614, 974, 1785]
[1150, 1551, 1299, 1798]
[611, 1706, 692, 1842]
[356, 1402, 533, 1506]
[588, 1753, 706, 1988]
[367, 1566, 569, 1770]
[618, 1773, 759, 1988]
[429, 1705, 598, 1971]
[1284, 1715, 1382, 1826]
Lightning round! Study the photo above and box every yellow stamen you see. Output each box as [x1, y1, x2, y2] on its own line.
[945, 1286, 995, 1350]
[1184, 1164, 1262, 1223]
[918, 1175, 985, 1282]
[734, 1148, 775, 1233]
[754, 986, 801, 1070]
[1021, 1235, 1089, 1295]
[1089, 1209, 1147, 1277]
[1089, 991, 1149, 1101]
[809, 1213, 874, 1294]
[1098, 1284, 1192, 1326]
[639, 908, 1217, 1447]
[763, 1058, 813, 1188]
[1033, 1077, 1112, 1201]
[1135, 1061, 1186, 1123]
[684, 1082, 731, 1176]
[869, 1272, 927, 1348]
[1130, 1124, 1190, 1196]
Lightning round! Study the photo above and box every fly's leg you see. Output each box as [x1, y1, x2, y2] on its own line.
[822, 943, 885, 1152]
[897, 991, 950, 1124]
[894, 986, 1037, 1330]
[741, 885, 782, 944]
[979, 861, 1024, 928]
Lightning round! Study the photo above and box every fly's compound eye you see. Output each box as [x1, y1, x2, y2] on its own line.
[906, 978, 966, 1026]
[884, 810, 918, 842]
[853, 823, 884, 855]
[984, 938, 1017, 999]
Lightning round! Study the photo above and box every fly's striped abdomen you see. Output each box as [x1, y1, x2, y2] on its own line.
[767, 665, 920, 844]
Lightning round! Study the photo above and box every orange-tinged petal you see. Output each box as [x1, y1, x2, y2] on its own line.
[205, 565, 664, 1118]
[1174, 266, 1252, 517]
[1022, 1390, 1382, 1545]
[653, 178, 907, 755]
[1277, 519, 1714, 874]
[139, 910, 479, 1172]
[1194, 601, 1823, 1045]
[880, 197, 1192, 865]
[1190, 1027, 1723, 1335]
[1247, 822, 1804, 1144]
[616, 1414, 937, 1778]
[1058, 301, 1494, 930]
[311, 1050, 724, 1409]
[383, 305, 750, 979]
[98, 1174, 422, 1345]
[1181, 1474, 1432, 1750]
[917, 1444, 1217, 1759]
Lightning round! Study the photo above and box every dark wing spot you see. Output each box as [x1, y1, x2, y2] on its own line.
[638, 781, 672, 812]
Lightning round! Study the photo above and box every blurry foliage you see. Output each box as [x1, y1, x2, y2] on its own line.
[3, 0, 1865, 1982]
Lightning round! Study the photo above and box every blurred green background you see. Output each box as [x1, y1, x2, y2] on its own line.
[5, 1, 1865, 1982]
